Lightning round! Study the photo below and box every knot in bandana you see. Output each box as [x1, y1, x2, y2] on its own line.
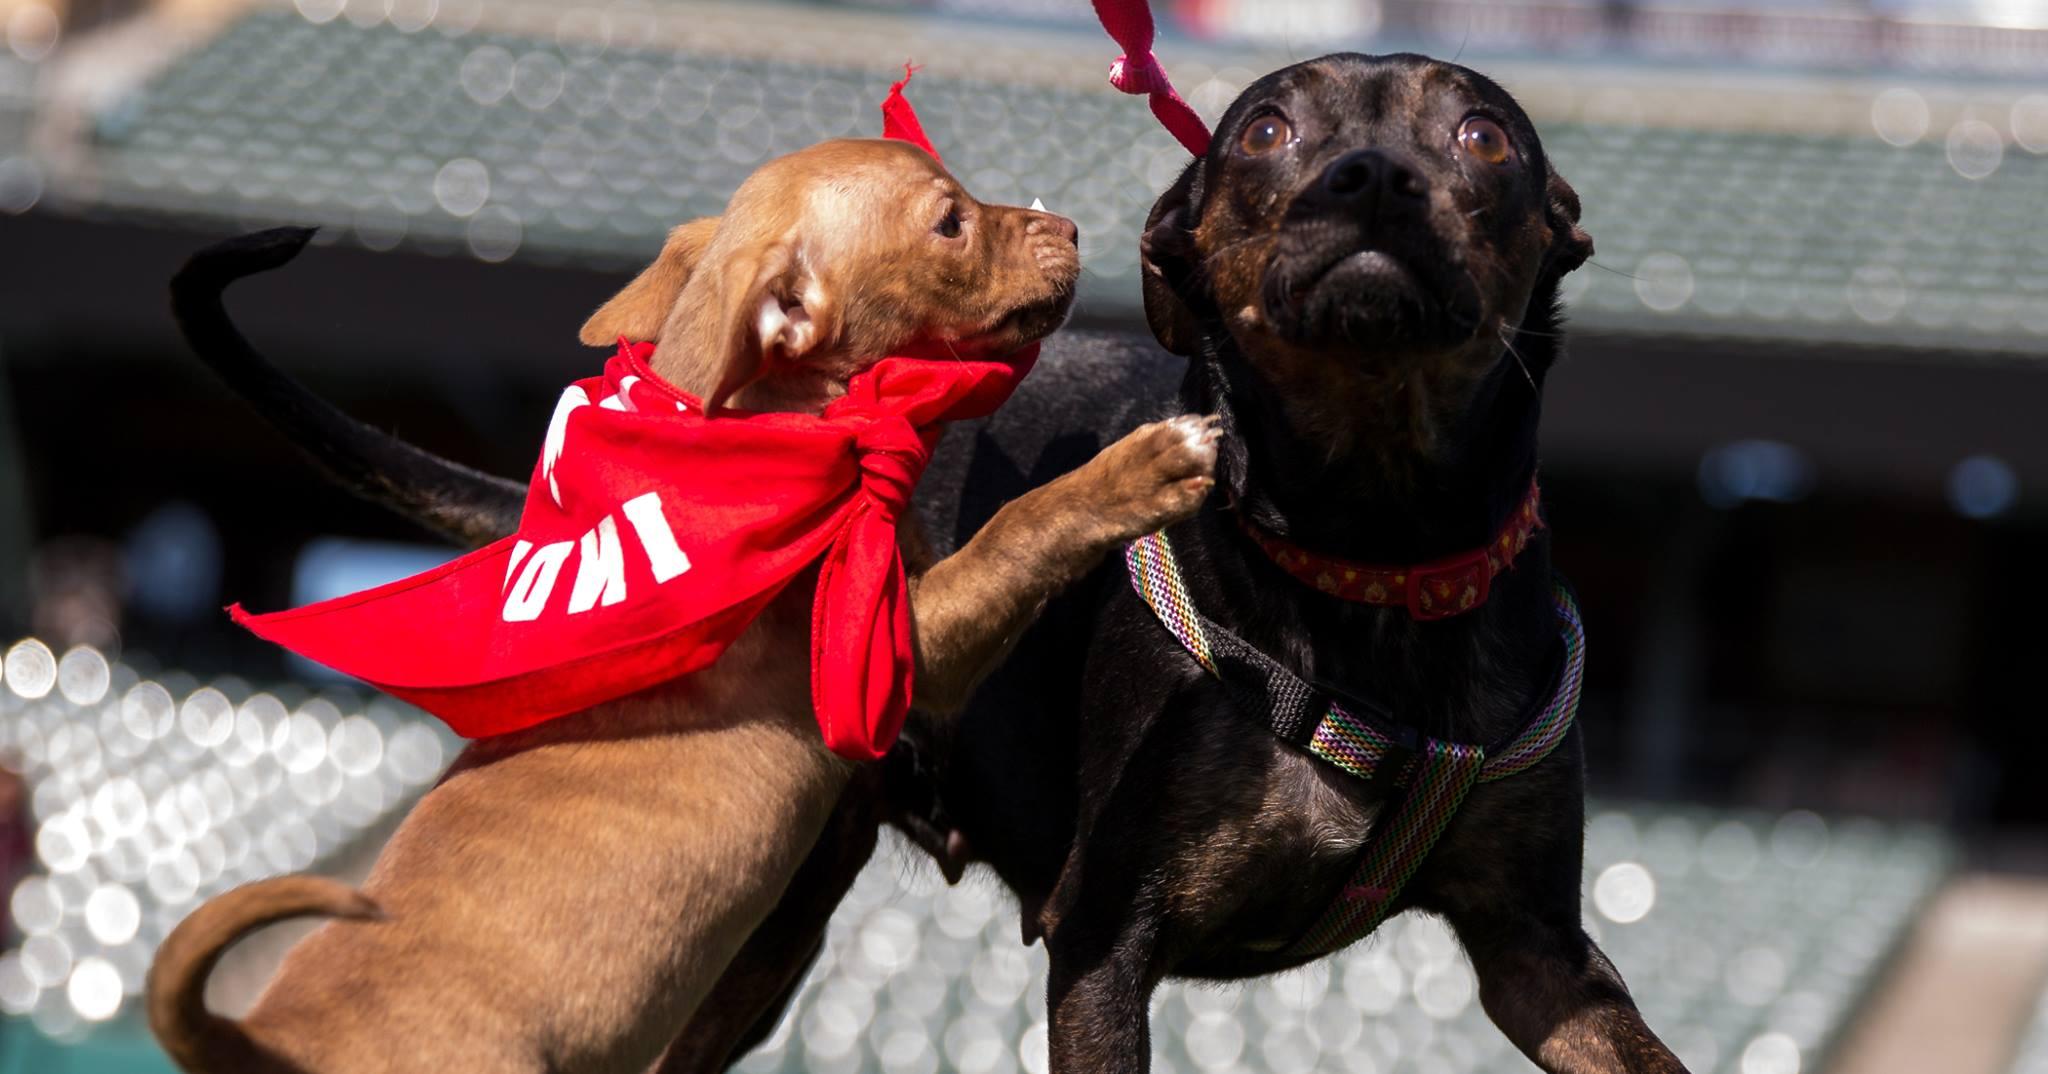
[851, 413, 926, 522]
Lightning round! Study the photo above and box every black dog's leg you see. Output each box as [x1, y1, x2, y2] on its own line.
[1043, 915, 1160, 1074]
[1451, 908, 1689, 1074]
[1040, 827, 1164, 1074]
[724, 934, 824, 1059]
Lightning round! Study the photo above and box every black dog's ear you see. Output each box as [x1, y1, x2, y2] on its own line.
[1140, 160, 1206, 357]
[1543, 166, 1593, 278]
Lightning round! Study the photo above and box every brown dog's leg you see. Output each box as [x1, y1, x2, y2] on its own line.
[1453, 909, 1690, 1074]
[909, 414, 1219, 713]
[654, 416, 1218, 1073]
[649, 772, 882, 1074]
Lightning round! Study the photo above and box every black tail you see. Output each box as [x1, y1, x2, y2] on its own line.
[171, 228, 525, 548]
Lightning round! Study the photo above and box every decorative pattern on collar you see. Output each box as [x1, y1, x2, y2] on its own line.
[1236, 480, 1544, 621]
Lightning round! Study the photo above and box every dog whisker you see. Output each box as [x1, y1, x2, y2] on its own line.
[1182, 233, 1283, 300]
[1586, 259, 1643, 282]
[1498, 326, 1538, 391]
[1196, 231, 1282, 266]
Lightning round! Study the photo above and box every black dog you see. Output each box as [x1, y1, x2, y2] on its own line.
[166, 52, 1682, 1074]
[899, 52, 1688, 1074]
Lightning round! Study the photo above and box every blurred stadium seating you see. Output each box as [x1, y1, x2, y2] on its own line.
[0, 637, 449, 1050]
[21, 5, 2048, 352]
[727, 808, 1952, 1074]
[0, 633, 1959, 1073]
[4, 0, 2048, 1071]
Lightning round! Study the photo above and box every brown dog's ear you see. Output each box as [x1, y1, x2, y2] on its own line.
[693, 240, 825, 413]
[1140, 160, 1206, 357]
[578, 217, 721, 346]
[1543, 167, 1593, 278]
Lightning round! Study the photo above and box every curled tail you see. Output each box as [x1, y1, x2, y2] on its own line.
[146, 874, 381, 1074]
[171, 228, 526, 548]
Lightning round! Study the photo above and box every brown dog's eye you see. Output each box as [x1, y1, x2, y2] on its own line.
[1240, 114, 1292, 155]
[934, 206, 963, 238]
[1457, 116, 1513, 165]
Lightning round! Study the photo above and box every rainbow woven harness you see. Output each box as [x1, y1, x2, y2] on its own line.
[1124, 529, 1586, 958]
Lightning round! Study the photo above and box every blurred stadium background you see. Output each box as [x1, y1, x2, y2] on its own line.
[1, 0, 2046, 1070]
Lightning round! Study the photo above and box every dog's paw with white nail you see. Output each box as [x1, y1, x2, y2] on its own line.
[1092, 413, 1222, 537]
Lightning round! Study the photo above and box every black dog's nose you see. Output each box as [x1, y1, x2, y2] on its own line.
[1316, 149, 1428, 207]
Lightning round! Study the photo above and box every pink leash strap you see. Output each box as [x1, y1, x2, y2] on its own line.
[1092, 0, 1212, 157]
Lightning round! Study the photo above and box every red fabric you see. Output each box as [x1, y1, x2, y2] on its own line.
[1238, 482, 1545, 621]
[881, 64, 939, 161]
[1092, 0, 1212, 157]
[234, 69, 1004, 763]
[236, 340, 1038, 762]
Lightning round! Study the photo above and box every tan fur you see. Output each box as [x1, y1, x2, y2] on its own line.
[578, 218, 721, 350]
[149, 138, 1218, 1074]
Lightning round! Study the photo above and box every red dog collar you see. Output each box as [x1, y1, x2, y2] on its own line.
[1237, 481, 1544, 621]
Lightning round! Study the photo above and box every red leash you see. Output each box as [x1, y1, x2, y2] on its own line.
[1092, 0, 1212, 157]
[881, 63, 940, 161]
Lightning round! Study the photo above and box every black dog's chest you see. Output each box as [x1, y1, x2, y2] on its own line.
[915, 330, 1569, 982]
[1071, 547, 1459, 969]
[1044, 462, 1578, 972]
[1074, 600, 1568, 982]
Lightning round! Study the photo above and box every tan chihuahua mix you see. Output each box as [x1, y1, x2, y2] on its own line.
[148, 139, 1220, 1073]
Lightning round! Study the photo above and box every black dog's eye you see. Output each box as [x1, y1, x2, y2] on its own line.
[1457, 116, 1513, 166]
[1240, 114, 1292, 155]
[934, 205, 963, 238]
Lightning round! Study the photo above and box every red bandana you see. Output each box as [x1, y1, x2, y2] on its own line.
[230, 72, 1015, 762]
[1239, 482, 1545, 621]
[234, 340, 1035, 761]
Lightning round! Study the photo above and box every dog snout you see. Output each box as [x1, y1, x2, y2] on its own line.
[1312, 149, 1428, 214]
[1026, 212, 1079, 247]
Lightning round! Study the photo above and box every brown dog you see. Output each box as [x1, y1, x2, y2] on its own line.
[147, 138, 1221, 1074]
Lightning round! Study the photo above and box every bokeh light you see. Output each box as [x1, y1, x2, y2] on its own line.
[1870, 88, 1931, 146]
[1948, 455, 2020, 519]
[1594, 862, 1658, 925]
[0, 637, 460, 1025]
[5, 638, 56, 699]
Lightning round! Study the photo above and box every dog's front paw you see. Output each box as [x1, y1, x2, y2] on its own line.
[1094, 414, 1221, 537]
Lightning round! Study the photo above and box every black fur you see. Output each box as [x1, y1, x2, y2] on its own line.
[900, 54, 1682, 1074]
[171, 227, 526, 549]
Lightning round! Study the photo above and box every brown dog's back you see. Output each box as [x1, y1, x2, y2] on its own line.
[147, 875, 382, 1074]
